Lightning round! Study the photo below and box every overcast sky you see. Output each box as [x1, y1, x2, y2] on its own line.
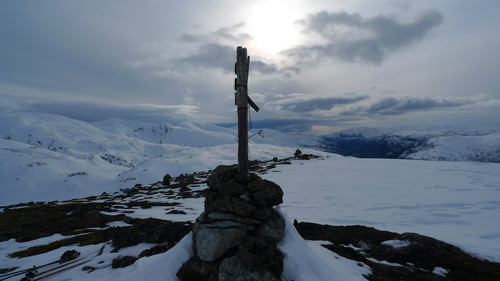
[1, 0, 499, 134]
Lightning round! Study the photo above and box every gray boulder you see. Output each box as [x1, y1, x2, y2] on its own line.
[212, 179, 246, 196]
[176, 255, 218, 281]
[207, 165, 238, 188]
[205, 191, 256, 217]
[238, 236, 283, 277]
[218, 256, 281, 281]
[207, 212, 262, 225]
[194, 222, 247, 262]
[254, 210, 285, 242]
[251, 180, 283, 206]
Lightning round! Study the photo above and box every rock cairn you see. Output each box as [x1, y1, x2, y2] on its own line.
[177, 165, 286, 281]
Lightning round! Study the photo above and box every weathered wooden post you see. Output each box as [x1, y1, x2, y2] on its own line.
[234, 46, 259, 174]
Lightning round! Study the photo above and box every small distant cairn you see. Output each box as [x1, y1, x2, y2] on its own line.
[176, 165, 286, 281]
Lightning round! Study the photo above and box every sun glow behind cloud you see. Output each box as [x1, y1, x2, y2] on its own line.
[1, 1, 499, 132]
[247, 0, 303, 55]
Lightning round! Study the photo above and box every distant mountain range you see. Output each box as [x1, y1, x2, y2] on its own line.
[317, 127, 500, 163]
[1, 111, 498, 205]
[0, 111, 311, 205]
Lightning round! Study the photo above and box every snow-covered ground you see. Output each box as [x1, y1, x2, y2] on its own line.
[262, 155, 500, 262]
[1, 152, 499, 280]
[403, 133, 500, 162]
[0, 111, 314, 205]
[1, 111, 500, 280]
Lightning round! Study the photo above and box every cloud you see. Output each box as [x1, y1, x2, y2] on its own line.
[212, 23, 253, 42]
[265, 94, 368, 112]
[0, 93, 200, 123]
[31, 102, 199, 123]
[242, 118, 319, 133]
[175, 43, 235, 73]
[362, 97, 467, 115]
[177, 33, 203, 43]
[337, 96, 488, 118]
[175, 43, 278, 74]
[250, 60, 279, 75]
[284, 10, 443, 65]
[178, 22, 252, 43]
[232, 96, 500, 134]
[257, 94, 498, 133]
[174, 23, 279, 75]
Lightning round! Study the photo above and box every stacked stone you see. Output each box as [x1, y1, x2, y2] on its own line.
[177, 165, 286, 281]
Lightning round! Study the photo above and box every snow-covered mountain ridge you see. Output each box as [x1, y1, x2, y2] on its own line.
[0, 111, 316, 205]
[319, 127, 500, 162]
[1, 111, 500, 280]
[1, 110, 499, 205]
[402, 133, 500, 162]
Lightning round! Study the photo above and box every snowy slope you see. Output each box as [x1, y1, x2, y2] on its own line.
[2, 111, 498, 206]
[1, 111, 500, 280]
[320, 126, 500, 162]
[402, 133, 500, 162]
[0, 111, 314, 205]
[1, 154, 499, 281]
[263, 156, 500, 262]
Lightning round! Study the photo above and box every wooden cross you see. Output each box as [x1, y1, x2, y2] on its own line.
[234, 46, 259, 174]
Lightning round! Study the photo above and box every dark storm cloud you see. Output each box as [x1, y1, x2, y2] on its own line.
[176, 43, 278, 74]
[267, 95, 368, 112]
[284, 10, 443, 65]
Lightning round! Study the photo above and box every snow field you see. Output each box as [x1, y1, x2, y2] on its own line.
[2, 111, 500, 280]
[262, 156, 500, 262]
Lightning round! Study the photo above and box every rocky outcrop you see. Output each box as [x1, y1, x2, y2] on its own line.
[295, 221, 500, 281]
[177, 165, 285, 281]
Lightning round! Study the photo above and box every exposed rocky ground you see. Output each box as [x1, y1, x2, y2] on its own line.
[1, 153, 500, 280]
[295, 222, 500, 281]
